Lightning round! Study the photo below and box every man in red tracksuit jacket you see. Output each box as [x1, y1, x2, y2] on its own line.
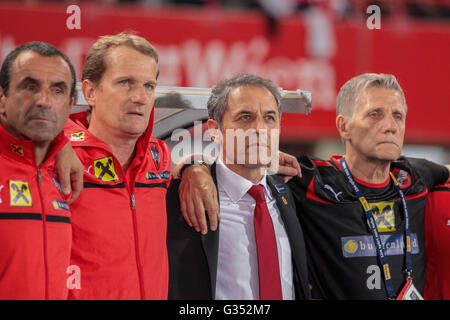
[425, 183, 450, 300]
[65, 33, 171, 299]
[0, 41, 77, 299]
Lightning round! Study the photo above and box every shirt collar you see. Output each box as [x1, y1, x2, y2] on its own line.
[215, 157, 272, 203]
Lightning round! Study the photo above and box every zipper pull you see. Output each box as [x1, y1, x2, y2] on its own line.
[131, 194, 136, 210]
[37, 168, 42, 186]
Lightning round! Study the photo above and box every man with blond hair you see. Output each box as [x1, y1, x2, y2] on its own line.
[65, 33, 171, 299]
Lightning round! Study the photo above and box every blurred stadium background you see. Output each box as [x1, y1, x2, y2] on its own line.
[1, 0, 449, 163]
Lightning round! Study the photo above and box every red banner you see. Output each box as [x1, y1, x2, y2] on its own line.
[0, 2, 449, 144]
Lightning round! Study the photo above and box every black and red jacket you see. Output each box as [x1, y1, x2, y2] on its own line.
[288, 155, 448, 300]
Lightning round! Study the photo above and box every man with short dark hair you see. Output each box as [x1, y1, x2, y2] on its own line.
[0, 41, 76, 299]
[167, 74, 311, 300]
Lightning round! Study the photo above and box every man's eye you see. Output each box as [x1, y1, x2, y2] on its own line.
[119, 80, 129, 85]
[393, 113, 403, 120]
[369, 111, 378, 118]
[240, 115, 251, 121]
[144, 83, 155, 90]
[26, 84, 37, 91]
[265, 115, 275, 121]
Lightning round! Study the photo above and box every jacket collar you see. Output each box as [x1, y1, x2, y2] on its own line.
[0, 122, 67, 167]
[68, 107, 155, 158]
[215, 157, 272, 204]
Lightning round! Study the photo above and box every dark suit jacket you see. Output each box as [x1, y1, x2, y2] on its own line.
[166, 163, 311, 300]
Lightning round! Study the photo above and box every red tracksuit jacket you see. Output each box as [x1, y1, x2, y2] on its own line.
[65, 110, 171, 299]
[0, 124, 72, 299]
[425, 183, 450, 300]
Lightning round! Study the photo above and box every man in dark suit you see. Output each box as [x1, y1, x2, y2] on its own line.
[166, 74, 311, 300]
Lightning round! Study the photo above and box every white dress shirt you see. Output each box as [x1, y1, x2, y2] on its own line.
[214, 158, 295, 300]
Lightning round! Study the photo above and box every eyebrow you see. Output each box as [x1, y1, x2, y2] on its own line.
[52, 81, 68, 90]
[115, 76, 157, 85]
[234, 109, 279, 117]
[17, 76, 39, 88]
[18, 77, 69, 90]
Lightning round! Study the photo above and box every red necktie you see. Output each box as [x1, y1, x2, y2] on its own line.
[247, 184, 283, 300]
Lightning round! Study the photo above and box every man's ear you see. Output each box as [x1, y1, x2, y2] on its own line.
[67, 95, 75, 114]
[336, 114, 351, 141]
[207, 119, 221, 144]
[0, 86, 6, 115]
[81, 79, 97, 109]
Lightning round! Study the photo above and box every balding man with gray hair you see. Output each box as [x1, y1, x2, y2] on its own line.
[286, 72, 449, 300]
[336, 73, 407, 116]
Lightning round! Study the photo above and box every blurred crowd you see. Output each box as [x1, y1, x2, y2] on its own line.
[12, 0, 450, 20]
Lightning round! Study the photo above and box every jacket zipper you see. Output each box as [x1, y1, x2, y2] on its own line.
[129, 189, 145, 299]
[37, 168, 50, 300]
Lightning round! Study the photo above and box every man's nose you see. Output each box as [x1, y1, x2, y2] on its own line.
[130, 85, 150, 104]
[382, 113, 398, 134]
[254, 115, 267, 132]
[35, 89, 51, 108]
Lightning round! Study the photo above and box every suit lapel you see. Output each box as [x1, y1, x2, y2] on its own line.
[267, 175, 310, 300]
[200, 162, 220, 299]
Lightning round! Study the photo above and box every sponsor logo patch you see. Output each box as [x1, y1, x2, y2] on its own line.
[145, 171, 170, 181]
[9, 180, 32, 207]
[392, 168, 412, 189]
[52, 200, 69, 211]
[341, 233, 419, 258]
[10, 144, 24, 157]
[70, 131, 85, 141]
[94, 156, 118, 182]
[369, 201, 396, 232]
[343, 239, 359, 254]
[150, 144, 160, 170]
[52, 176, 65, 197]
[275, 184, 286, 194]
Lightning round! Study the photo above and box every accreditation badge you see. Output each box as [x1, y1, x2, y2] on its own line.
[396, 279, 424, 300]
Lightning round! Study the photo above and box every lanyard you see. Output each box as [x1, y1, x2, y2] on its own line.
[339, 158, 412, 299]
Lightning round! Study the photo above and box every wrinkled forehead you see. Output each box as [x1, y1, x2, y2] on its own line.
[95, 47, 158, 87]
[354, 87, 407, 114]
[227, 85, 279, 113]
[11, 51, 72, 85]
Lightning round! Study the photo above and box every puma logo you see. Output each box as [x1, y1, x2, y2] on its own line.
[324, 184, 343, 201]
[85, 165, 93, 175]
